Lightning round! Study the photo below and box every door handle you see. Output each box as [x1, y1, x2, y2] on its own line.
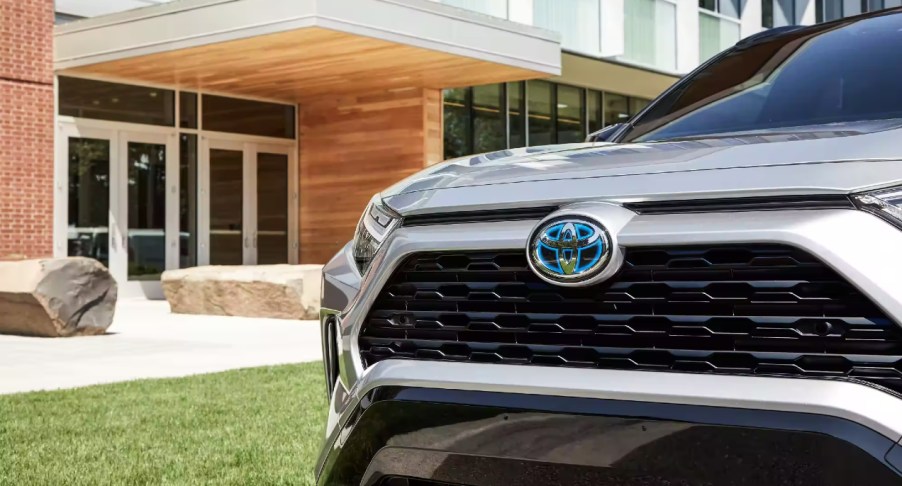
[244, 235, 249, 248]
[253, 231, 258, 249]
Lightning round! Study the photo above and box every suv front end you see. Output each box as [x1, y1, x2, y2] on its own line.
[316, 10, 902, 486]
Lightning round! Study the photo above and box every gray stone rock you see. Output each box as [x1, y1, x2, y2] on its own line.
[161, 265, 323, 320]
[0, 257, 118, 337]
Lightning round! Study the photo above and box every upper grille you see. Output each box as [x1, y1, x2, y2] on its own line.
[359, 245, 902, 394]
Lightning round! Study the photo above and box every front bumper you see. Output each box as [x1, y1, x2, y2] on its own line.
[316, 361, 902, 485]
[317, 207, 902, 485]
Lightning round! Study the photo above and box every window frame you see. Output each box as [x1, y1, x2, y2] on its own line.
[698, 0, 741, 19]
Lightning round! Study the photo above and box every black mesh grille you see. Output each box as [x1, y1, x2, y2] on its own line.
[359, 246, 902, 394]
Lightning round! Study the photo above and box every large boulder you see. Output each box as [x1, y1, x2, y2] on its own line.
[161, 265, 323, 320]
[0, 257, 117, 337]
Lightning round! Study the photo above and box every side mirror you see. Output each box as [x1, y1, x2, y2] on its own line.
[585, 123, 625, 143]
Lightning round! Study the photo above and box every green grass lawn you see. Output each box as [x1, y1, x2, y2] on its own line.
[0, 363, 328, 486]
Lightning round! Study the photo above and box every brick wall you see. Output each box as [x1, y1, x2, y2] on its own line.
[0, 0, 54, 259]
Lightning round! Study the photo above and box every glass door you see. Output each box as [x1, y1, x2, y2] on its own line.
[118, 132, 178, 298]
[200, 139, 296, 266]
[255, 145, 293, 265]
[58, 125, 117, 271]
[203, 139, 248, 265]
[58, 126, 177, 298]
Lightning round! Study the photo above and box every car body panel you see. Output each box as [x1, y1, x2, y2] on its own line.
[318, 9, 902, 485]
[385, 158, 902, 215]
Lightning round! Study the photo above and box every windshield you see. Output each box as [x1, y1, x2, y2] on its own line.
[621, 10, 902, 143]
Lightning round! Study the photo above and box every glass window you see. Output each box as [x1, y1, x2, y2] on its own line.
[202, 95, 295, 139]
[556, 85, 585, 143]
[67, 138, 110, 267]
[533, 0, 601, 55]
[209, 149, 244, 265]
[508, 82, 526, 149]
[604, 93, 630, 127]
[700, 0, 740, 17]
[179, 134, 197, 268]
[587, 90, 603, 134]
[472, 84, 506, 153]
[816, 0, 844, 21]
[624, 0, 677, 71]
[126, 141, 167, 281]
[631, 98, 652, 116]
[528, 80, 554, 146]
[763, 0, 774, 27]
[256, 153, 290, 264]
[764, 0, 798, 27]
[699, 10, 741, 62]
[776, 0, 796, 26]
[443, 88, 471, 159]
[862, 0, 884, 12]
[440, 0, 508, 17]
[625, 14, 902, 142]
[179, 92, 198, 129]
[59, 77, 175, 126]
[719, 0, 740, 18]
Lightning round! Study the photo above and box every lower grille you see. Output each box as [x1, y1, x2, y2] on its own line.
[359, 245, 902, 394]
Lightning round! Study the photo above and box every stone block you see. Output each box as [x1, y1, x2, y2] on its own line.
[0, 257, 117, 337]
[162, 265, 323, 320]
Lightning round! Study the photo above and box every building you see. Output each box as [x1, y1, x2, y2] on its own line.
[0, 0, 894, 298]
[436, 0, 902, 159]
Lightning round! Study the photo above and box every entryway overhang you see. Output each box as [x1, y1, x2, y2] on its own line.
[54, 0, 562, 101]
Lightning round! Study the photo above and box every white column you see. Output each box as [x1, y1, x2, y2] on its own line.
[796, 0, 817, 24]
[675, 0, 700, 73]
[599, 0, 624, 57]
[741, 0, 764, 38]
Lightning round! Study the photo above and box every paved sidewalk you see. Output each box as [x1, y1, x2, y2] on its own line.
[0, 298, 322, 394]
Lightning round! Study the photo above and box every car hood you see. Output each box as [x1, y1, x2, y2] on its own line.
[383, 125, 902, 216]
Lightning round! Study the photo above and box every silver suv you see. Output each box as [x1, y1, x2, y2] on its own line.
[316, 10, 902, 486]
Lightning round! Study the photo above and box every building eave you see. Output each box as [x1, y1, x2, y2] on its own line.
[54, 0, 562, 97]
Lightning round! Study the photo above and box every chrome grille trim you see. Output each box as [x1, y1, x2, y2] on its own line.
[334, 209, 902, 393]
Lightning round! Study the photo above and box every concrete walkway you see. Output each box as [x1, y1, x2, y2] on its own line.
[0, 298, 322, 394]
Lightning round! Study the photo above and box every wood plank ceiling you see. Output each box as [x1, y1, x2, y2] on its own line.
[62, 27, 549, 102]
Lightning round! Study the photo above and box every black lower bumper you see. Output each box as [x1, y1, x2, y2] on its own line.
[317, 387, 902, 486]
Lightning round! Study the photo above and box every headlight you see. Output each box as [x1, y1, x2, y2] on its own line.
[853, 186, 902, 229]
[352, 197, 400, 275]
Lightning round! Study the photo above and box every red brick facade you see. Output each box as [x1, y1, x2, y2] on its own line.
[0, 0, 54, 259]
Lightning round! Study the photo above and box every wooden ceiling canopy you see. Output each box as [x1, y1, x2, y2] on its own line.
[61, 27, 548, 102]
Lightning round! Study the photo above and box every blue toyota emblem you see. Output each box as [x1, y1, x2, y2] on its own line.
[528, 216, 612, 284]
